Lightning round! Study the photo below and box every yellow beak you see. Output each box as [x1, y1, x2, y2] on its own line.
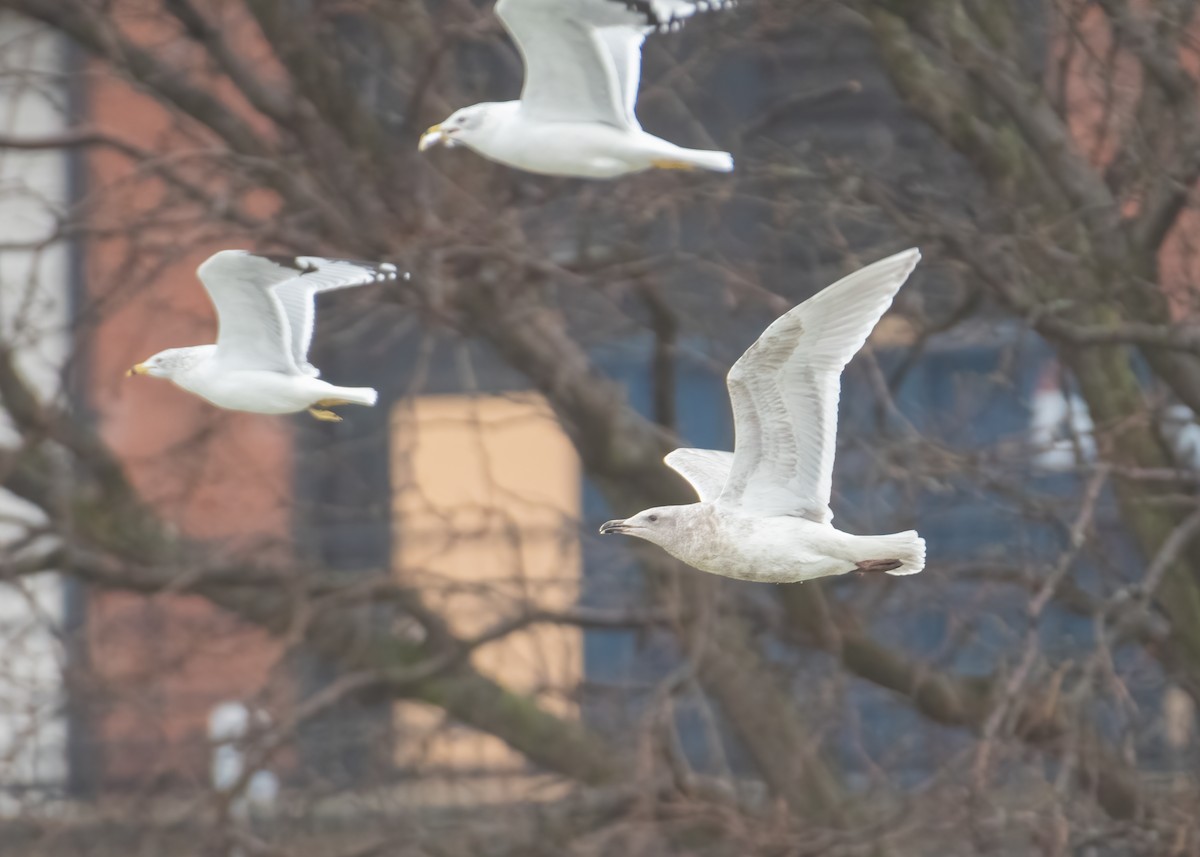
[126, 363, 149, 377]
[418, 123, 446, 152]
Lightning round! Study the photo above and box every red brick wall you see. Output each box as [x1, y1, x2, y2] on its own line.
[81, 2, 291, 790]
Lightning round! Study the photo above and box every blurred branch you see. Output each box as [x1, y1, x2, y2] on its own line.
[5, 0, 269, 157]
[973, 468, 1108, 784]
[1096, 0, 1200, 253]
[636, 281, 679, 430]
[0, 128, 145, 159]
[454, 265, 855, 819]
[162, 0, 296, 124]
[0, 342, 627, 788]
[776, 582, 1147, 821]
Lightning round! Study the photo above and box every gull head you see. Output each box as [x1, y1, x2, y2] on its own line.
[126, 346, 209, 380]
[600, 505, 689, 550]
[419, 104, 498, 152]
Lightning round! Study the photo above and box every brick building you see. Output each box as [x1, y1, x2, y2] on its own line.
[0, 2, 1195, 812]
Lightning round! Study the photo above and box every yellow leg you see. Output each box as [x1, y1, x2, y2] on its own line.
[308, 407, 343, 422]
[652, 158, 699, 171]
[315, 398, 354, 407]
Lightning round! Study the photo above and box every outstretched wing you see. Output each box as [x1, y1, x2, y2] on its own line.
[495, 0, 731, 128]
[664, 447, 734, 502]
[272, 256, 400, 375]
[594, 26, 648, 129]
[197, 251, 399, 375]
[196, 250, 300, 373]
[718, 249, 921, 522]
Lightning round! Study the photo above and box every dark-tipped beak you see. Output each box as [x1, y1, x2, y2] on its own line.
[418, 124, 447, 151]
[599, 520, 627, 535]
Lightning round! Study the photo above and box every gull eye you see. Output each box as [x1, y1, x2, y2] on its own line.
[649, 515, 659, 523]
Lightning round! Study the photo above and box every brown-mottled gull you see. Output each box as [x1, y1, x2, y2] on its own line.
[600, 249, 926, 583]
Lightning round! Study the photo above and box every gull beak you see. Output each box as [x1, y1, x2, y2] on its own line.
[418, 124, 447, 152]
[599, 520, 628, 535]
[126, 363, 149, 377]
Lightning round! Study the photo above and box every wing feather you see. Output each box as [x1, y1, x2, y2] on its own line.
[595, 26, 648, 128]
[273, 257, 400, 375]
[717, 249, 921, 521]
[665, 448, 734, 502]
[197, 250, 400, 376]
[495, 0, 732, 127]
[196, 250, 299, 374]
[497, 0, 630, 128]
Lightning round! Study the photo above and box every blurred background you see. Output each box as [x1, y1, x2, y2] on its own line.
[0, 1, 1197, 855]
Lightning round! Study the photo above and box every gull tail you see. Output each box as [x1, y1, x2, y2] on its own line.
[667, 148, 735, 173]
[327, 386, 378, 407]
[855, 530, 925, 576]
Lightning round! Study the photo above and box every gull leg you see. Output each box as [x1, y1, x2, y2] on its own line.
[854, 559, 902, 573]
[308, 397, 355, 422]
[651, 158, 700, 171]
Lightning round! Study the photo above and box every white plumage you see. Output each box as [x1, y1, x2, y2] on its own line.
[601, 250, 927, 583]
[209, 701, 280, 820]
[663, 448, 734, 502]
[127, 250, 402, 421]
[418, 0, 736, 178]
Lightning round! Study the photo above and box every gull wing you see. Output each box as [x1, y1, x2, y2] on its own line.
[272, 257, 400, 376]
[196, 250, 300, 374]
[717, 249, 921, 521]
[594, 26, 649, 129]
[664, 447, 734, 502]
[496, 0, 631, 128]
[495, 0, 730, 128]
[197, 251, 399, 376]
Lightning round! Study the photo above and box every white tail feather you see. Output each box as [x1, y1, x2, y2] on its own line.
[859, 530, 925, 576]
[330, 386, 378, 407]
[679, 148, 734, 172]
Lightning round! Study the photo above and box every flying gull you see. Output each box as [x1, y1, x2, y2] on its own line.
[127, 250, 403, 422]
[418, 0, 736, 179]
[601, 249, 926, 583]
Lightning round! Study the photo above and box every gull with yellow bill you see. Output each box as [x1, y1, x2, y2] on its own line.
[419, 0, 736, 179]
[127, 250, 402, 421]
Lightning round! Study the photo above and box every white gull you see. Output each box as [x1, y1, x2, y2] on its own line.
[600, 249, 926, 583]
[127, 250, 402, 422]
[418, 0, 735, 179]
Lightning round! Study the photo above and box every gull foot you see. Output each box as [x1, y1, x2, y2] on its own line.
[315, 397, 354, 407]
[308, 407, 343, 422]
[855, 559, 902, 573]
[651, 158, 699, 171]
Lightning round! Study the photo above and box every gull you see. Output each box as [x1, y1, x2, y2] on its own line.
[418, 0, 735, 179]
[127, 250, 402, 422]
[600, 249, 926, 583]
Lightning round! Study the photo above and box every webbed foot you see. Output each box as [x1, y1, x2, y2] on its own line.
[651, 158, 699, 171]
[855, 559, 903, 573]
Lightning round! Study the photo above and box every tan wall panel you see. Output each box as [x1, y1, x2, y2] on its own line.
[391, 394, 582, 802]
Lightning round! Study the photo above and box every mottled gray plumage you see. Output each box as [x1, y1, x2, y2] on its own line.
[601, 250, 926, 583]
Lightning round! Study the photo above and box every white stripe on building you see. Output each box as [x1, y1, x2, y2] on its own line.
[0, 13, 71, 810]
